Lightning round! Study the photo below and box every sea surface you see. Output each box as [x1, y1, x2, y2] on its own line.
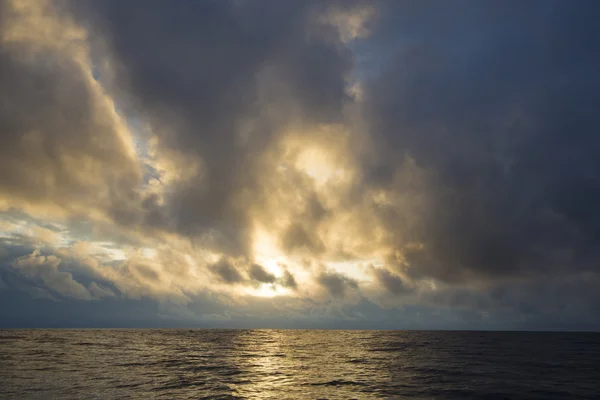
[0, 330, 599, 399]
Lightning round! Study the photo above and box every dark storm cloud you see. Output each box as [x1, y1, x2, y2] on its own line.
[248, 264, 276, 284]
[364, 0, 600, 284]
[280, 269, 298, 290]
[0, 287, 163, 328]
[318, 271, 358, 298]
[417, 272, 600, 330]
[210, 259, 244, 284]
[76, 0, 356, 255]
[4, 0, 600, 329]
[0, 0, 143, 221]
[373, 268, 410, 296]
[0, 238, 36, 269]
[0, 237, 118, 301]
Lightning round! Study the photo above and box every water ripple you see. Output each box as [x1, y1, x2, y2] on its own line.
[0, 330, 599, 399]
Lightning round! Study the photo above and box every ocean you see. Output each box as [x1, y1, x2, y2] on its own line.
[0, 329, 598, 399]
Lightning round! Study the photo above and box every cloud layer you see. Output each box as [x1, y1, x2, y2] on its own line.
[1, 0, 600, 329]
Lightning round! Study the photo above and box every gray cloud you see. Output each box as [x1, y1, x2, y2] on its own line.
[0, 0, 145, 223]
[210, 259, 244, 284]
[318, 271, 358, 299]
[281, 223, 326, 255]
[248, 264, 276, 284]
[2, 0, 600, 329]
[280, 269, 298, 290]
[373, 268, 410, 296]
[73, 0, 357, 255]
[131, 263, 161, 283]
[12, 250, 92, 300]
[88, 282, 116, 298]
[362, 0, 600, 288]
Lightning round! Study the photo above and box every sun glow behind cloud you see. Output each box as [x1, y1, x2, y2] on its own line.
[251, 226, 285, 277]
[244, 283, 291, 298]
[294, 146, 346, 186]
[4, 0, 599, 330]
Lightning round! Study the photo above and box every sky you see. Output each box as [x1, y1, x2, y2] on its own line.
[1, 0, 600, 330]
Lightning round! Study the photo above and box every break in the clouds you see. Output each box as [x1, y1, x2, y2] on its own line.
[1, 0, 600, 330]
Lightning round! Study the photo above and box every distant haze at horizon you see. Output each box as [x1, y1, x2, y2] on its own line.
[1, 0, 600, 331]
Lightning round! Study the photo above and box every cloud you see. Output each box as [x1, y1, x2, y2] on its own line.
[0, 0, 144, 225]
[318, 270, 359, 299]
[1, 0, 600, 329]
[12, 250, 92, 300]
[248, 264, 276, 284]
[69, 0, 359, 256]
[316, 3, 376, 43]
[372, 268, 411, 296]
[359, 0, 600, 287]
[88, 282, 116, 298]
[280, 269, 298, 290]
[210, 258, 244, 284]
[281, 223, 325, 255]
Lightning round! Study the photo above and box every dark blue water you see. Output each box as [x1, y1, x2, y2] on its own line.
[0, 330, 598, 399]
